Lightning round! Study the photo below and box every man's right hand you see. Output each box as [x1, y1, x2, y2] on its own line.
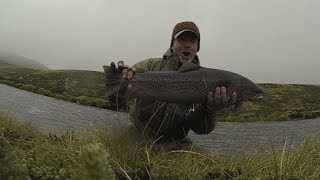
[106, 61, 136, 110]
[111, 61, 135, 80]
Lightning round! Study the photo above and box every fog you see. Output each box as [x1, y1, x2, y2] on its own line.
[0, 0, 319, 84]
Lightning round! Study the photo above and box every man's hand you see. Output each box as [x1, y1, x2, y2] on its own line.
[110, 61, 135, 90]
[106, 61, 136, 110]
[110, 61, 135, 80]
[206, 86, 237, 111]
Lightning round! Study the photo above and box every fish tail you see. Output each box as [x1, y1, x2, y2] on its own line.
[104, 63, 129, 102]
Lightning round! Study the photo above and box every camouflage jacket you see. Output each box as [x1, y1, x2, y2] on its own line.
[130, 49, 216, 142]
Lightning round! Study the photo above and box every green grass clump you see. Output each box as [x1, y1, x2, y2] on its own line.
[0, 113, 320, 179]
[0, 136, 29, 178]
[216, 83, 320, 122]
[79, 143, 115, 180]
[0, 115, 78, 179]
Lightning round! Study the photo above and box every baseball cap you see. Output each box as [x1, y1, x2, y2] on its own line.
[172, 21, 200, 39]
[170, 21, 200, 51]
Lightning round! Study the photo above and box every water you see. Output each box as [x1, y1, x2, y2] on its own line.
[1, 83, 319, 155]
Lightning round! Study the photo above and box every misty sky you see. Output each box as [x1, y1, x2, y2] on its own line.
[0, 0, 319, 84]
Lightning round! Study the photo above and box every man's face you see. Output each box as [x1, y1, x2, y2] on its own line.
[171, 31, 199, 64]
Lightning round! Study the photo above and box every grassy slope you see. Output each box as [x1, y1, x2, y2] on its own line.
[219, 83, 320, 122]
[1, 114, 319, 179]
[1, 62, 319, 122]
[0, 53, 49, 70]
[0, 62, 107, 108]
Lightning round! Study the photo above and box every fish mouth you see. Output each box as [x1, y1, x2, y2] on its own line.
[253, 94, 264, 100]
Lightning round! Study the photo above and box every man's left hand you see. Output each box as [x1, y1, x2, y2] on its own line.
[206, 86, 237, 111]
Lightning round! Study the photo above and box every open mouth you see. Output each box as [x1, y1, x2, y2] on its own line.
[182, 52, 190, 57]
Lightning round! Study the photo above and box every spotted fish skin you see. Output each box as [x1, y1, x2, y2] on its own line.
[127, 67, 263, 104]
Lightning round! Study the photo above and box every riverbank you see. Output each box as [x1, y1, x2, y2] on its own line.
[1, 62, 319, 122]
[2, 82, 320, 155]
[1, 114, 319, 179]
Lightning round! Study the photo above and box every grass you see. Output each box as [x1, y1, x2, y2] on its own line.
[1, 62, 320, 122]
[1, 61, 319, 179]
[0, 113, 320, 179]
[0, 62, 107, 108]
[219, 83, 320, 122]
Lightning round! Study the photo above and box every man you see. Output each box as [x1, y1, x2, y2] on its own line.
[106, 21, 237, 142]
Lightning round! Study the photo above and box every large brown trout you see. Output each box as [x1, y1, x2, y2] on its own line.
[104, 64, 263, 104]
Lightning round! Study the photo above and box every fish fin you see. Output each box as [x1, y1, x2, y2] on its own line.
[134, 67, 146, 73]
[231, 101, 242, 112]
[125, 87, 143, 100]
[105, 84, 121, 97]
[105, 65, 129, 97]
[178, 63, 200, 72]
[103, 65, 112, 74]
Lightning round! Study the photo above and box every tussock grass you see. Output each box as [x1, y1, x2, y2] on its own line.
[0, 114, 319, 179]
[213, 83, 320, 122]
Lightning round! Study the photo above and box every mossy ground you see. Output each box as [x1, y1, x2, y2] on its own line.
[219, 83, 320, 122]
[0, 114, 319, 179]
[0, 62, 107, 108]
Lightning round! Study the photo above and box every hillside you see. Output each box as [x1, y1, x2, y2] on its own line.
[0, 62, 106, 108]
[0, 52, 49, 70]
[0, 62, 319, 122]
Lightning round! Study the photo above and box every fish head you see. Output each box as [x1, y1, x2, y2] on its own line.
[240, 82, 264, 101]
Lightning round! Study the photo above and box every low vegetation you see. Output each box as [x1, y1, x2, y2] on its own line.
[1, 62, 319, 179]
[1, 62, 319, 122]
[219, 83, 320, 122]
[0, 114, 319, 179]
[0, 62, 107, 108]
